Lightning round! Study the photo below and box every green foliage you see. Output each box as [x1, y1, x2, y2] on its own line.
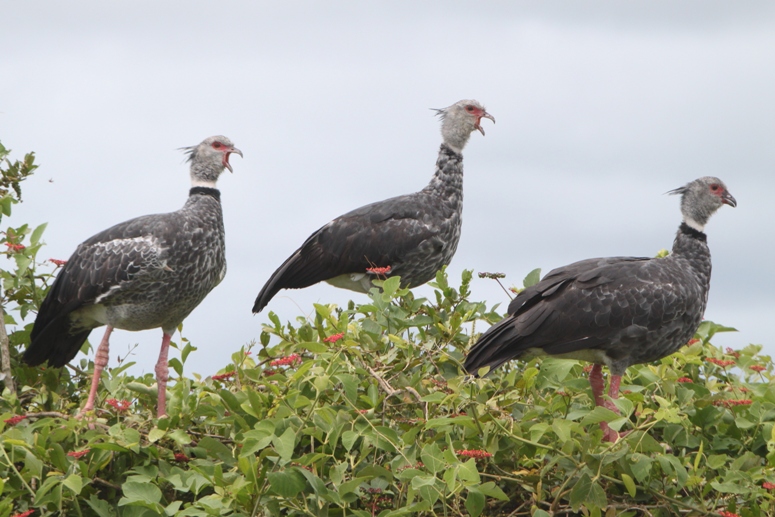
[1, 267, 774, 516]
[0, 142, 55, 321]
[0, 145, 770, 515]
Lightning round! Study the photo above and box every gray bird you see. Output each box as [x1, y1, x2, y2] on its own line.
[253, 99, 494, 313]
[23, 136, 242, 418]
[464, 177, 736, 442]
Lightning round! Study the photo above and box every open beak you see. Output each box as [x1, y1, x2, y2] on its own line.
[475, 112, 496, 136]
[722, 191, 737, 208]
[223, 147, 243, 173]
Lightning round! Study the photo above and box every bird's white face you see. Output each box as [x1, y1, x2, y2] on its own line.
[188, 136, 243, 188]
[672, 176, 736, 232]
[209, 139, 240, 172]
[438, 99, 495, 153]
[707, 181, 737, 208]
[461, 102, 496, 136]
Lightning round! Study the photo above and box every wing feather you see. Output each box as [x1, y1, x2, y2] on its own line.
[464, 255, 697, 374]
[25, 215, 170, 366]
[253, 193, 445, 312]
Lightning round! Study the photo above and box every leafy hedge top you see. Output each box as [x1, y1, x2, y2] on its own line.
[1, 142, 774, 517]
[1, 268, 774, 517]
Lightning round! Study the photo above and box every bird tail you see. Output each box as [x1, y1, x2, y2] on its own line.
[464, 317, 522, 375]
[252, 254, 299, 313]
[253, 247, 331, 313]
[253, 276, 284, 314]
[24, 314, 91, 368]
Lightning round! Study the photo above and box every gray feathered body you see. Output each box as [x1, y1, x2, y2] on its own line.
[464, 223, 711, 376]
[253, 144, 463, 311]
[24, 187, 226, 368]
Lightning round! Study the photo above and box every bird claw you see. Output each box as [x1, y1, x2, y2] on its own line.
[600, 422, 631, 443]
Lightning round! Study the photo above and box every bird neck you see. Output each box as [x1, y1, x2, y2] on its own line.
[190, 163, 223, 188]
[422, 144, 464, 200]
[674, 221, 707, 245]
[189, 187, 221, 201]
[671, 222, 711, 280]
[441, 118, 473, 154]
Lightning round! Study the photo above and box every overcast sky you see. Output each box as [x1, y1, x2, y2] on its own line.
[2, 1, 774, 379]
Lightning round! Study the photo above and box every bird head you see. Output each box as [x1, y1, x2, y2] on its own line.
[668, 176, 736, 232]
[183, 136, 243, 188]
[434, 100, 495, 153]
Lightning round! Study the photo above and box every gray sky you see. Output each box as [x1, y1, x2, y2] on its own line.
[2, 1, 774, 378]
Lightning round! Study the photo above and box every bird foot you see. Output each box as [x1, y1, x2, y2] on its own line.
[600, 422, 631, 443]
[74, 409, 98, 430]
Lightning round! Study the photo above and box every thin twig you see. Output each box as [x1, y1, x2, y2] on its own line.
[188, 430, 234, 445]
[0, 441, 35, 497]
[0, 305, 15, 393]
[23, 411, 69, 419]
[366, 365, 427, 420]
[93, 477, 122, 491]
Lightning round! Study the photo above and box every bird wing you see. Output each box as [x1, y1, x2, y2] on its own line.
[253, 192, 446, 312]
[25, 214, 172, 366]
[465, 255, 695, 373]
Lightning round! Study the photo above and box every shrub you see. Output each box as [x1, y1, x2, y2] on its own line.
[2, 142, 773, 516]
[0, 268, 772, 516]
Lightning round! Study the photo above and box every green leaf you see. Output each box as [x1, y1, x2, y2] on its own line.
[89, 442, 130, 453]
[148, 428, 165, 443]
[374, 425, 399, 453]
[241, 425, 276, 456]
[621, 473, 637, 497]
[536, 358, 577, 387]
[457, 459, 481, 484]
[118, 481, 162, 506]
[298, 341, 328, 353]
[167, 429, 191, 446]
[198, 436, 234, 463]
[478, 482, 508, 500]
[273, 427, 297, 461]
[420, 443, 446, 474]
[63, 474, 84, 495]
[420, 392, 447, 403]
[85, 495, 116, 517]
[338, 476, 370, 496]
[381, 276, 402, 297]
[523, 268, 541, 288]
[706, 454, 728, 470]
[165, 501, 183, 515]
[126, 382, 157, 396]
[411, 475, 442, 506]
[169, 357, 183, 376]
[629, 453, 654, 482]
[580, 406, 620, 425]
[465, 488, 485, 517]
[334, 374, 359, 404]
[342, 430, 359, 452]
[30, 222, 47, 245]
[710, 481, 748, 494]
[552, 419, 574, 443]
[268, 470, 307, 497]
[569, 473, 607, 511]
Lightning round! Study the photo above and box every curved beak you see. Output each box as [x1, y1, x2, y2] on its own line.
[223, 147, 243, 173]
[475, 111, 496, 136]
[722, 191, 737, 208]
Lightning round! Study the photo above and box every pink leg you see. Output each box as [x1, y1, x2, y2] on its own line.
[155, 333, 172, 418]
[588, 364, 621, 442]
[78, 326, 113, 418]
[608, 375, 622, 403]
[589, 364, 606, 407]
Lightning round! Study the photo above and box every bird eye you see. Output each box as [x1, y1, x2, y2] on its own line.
[466, 105, 475, 112]
[710, 184, 719, 191]
[212, 142, 222, 149]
